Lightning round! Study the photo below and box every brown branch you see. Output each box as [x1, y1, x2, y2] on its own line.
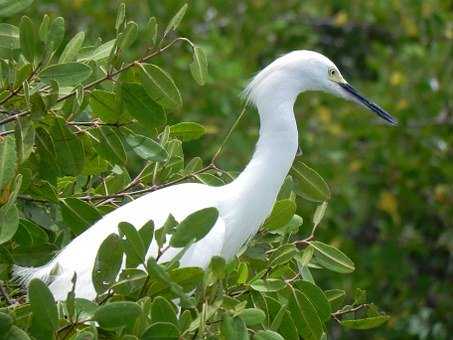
[332, 304, 368, 319]
[79, 163, 216, 202]
[0, 61, 42, 106]
[0, 280, 16, 306]
[0, 37, 186, 127]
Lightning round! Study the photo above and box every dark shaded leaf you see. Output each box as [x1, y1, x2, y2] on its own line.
[170, 207, 219, 248]
[341, 315, 390, 330]
[92, 233, 123, 295]
[28, 279, 58, 339]
[94, 301, 141, 330]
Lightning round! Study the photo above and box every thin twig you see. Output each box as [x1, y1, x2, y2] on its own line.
[211, 104, 247, 164]
[332, 304, 368, 319]
[79, 163, 215, 201]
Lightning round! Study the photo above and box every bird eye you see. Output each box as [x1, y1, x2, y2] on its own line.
[329, 68, 336, 77]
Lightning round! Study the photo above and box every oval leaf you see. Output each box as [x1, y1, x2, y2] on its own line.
[138, 63, 182, 110]
[263, 199, 296, 230]
[239, 308, 266, 326]
[0, 23, 19, 49]
[254, 330, 285, 340]
[92, 233, 123, 295]
[310, 241, 355, 274]
[250, 279, 286, 292]
[0, 0, 33, 17]
[190, 45, 208, 85]
[94, 301, 141, 330]
[28, 279, 58, 338]
[341, 315, 390, 330]
[0, 135, 17, 191]
[40, 63, 92, 86]
[170, 122, 205, 142]
[126, 134, 168, 162]
[59, 31, 85, 63]
[169, 207, 219, 248]
[291, 160, 330, 202]
[121, 82, 167, 129]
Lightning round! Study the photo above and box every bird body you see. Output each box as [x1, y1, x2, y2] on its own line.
[14, 50, 395, 300]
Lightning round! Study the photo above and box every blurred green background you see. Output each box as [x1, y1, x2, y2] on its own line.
[12, 0, 452, 338]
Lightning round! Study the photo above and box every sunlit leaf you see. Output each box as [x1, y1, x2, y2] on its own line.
[139, 63, 182, 110]
[190, 45, 208, 85]
[310, 241, 355, 274]
[0, 0, 33, 17]
[39, 63, 92, 86]
[341, 315, 390, 330]
[170, 122, 205, 142]
[0, 23, 19, 49]
[59, 31, 85, 63]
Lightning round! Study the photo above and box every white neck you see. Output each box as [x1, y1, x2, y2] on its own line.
[220, 75, 300, 258]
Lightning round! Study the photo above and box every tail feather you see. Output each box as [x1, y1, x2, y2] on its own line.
[12, 261, 60, 288]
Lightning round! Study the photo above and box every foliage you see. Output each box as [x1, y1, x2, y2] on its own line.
[0, 1, 451, 339]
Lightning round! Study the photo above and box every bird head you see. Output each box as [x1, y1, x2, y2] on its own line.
[244, 50, 397, 125]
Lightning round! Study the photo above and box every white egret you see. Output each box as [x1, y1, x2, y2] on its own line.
[14, 50, 396, 300]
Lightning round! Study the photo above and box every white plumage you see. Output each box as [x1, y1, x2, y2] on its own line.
[14, 50, 395, 300]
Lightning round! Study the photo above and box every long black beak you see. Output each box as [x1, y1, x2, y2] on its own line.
[339, 83, 397, 125]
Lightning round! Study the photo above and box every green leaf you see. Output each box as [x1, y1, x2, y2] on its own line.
[287, 287, 323, 340]
[51, 117, 85, 175]
[291, 160, 330, 202]
[94, 301, 141, 330]
[269, 244, 298, 267]
[60, 198, 101, 235]
[89, 89, 122, 123]
[169, 207, 219, 248]
[119, 222, 145, 267]
[190, 45, 208, 85]
[221, 315, 249, 340]
[38, 14, 49, 42]
[151, 296, 178, 327]
[115, 2, 126, 31]
[325, 289, 346, 304]
[0, 135, 17, 191]
[263, 199, 296, 230]
[310, 241, 355, 274]
[0, 311, 13, 334]
[170, 122, 206, 142]
[142, 322, 179, 339]
[0, 203, 19, 244]
[118, 21, 138, 50]
[146, 17, 158, 45]
[126, 134, 168, 162]
[40, 63, 92, 86]
[277, 311, 298, 340]
[313, 201, 328, 228]
[15, 118, 35, 164]
[81, 39, 116, 61]
[59, 31, 85, 63]
[47, 17, 65, 51]
[139, 220, 154, 251]
[4, 325, 32, 340]
[164, 3, 188, 36]
[19, 16, 35, 63]
[138, 63, 182, 110]
[254, 330, 285, 340]
[294, 280, 331, 321]
[91, 126, 127, 165]
[341, 315, 390, 330]
[0, 0, 33, 17]
[250, 279, 286, 292]
[0, 24, 19, 49]
[28, 279, 58, 339]
[239, 308, 266, 326]
[92, 233, 123, 295]
[121, 82, 167, 129]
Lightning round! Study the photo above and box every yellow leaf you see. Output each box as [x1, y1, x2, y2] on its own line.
[334, 11, 348, 27]
[378, 191, 400, 223]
